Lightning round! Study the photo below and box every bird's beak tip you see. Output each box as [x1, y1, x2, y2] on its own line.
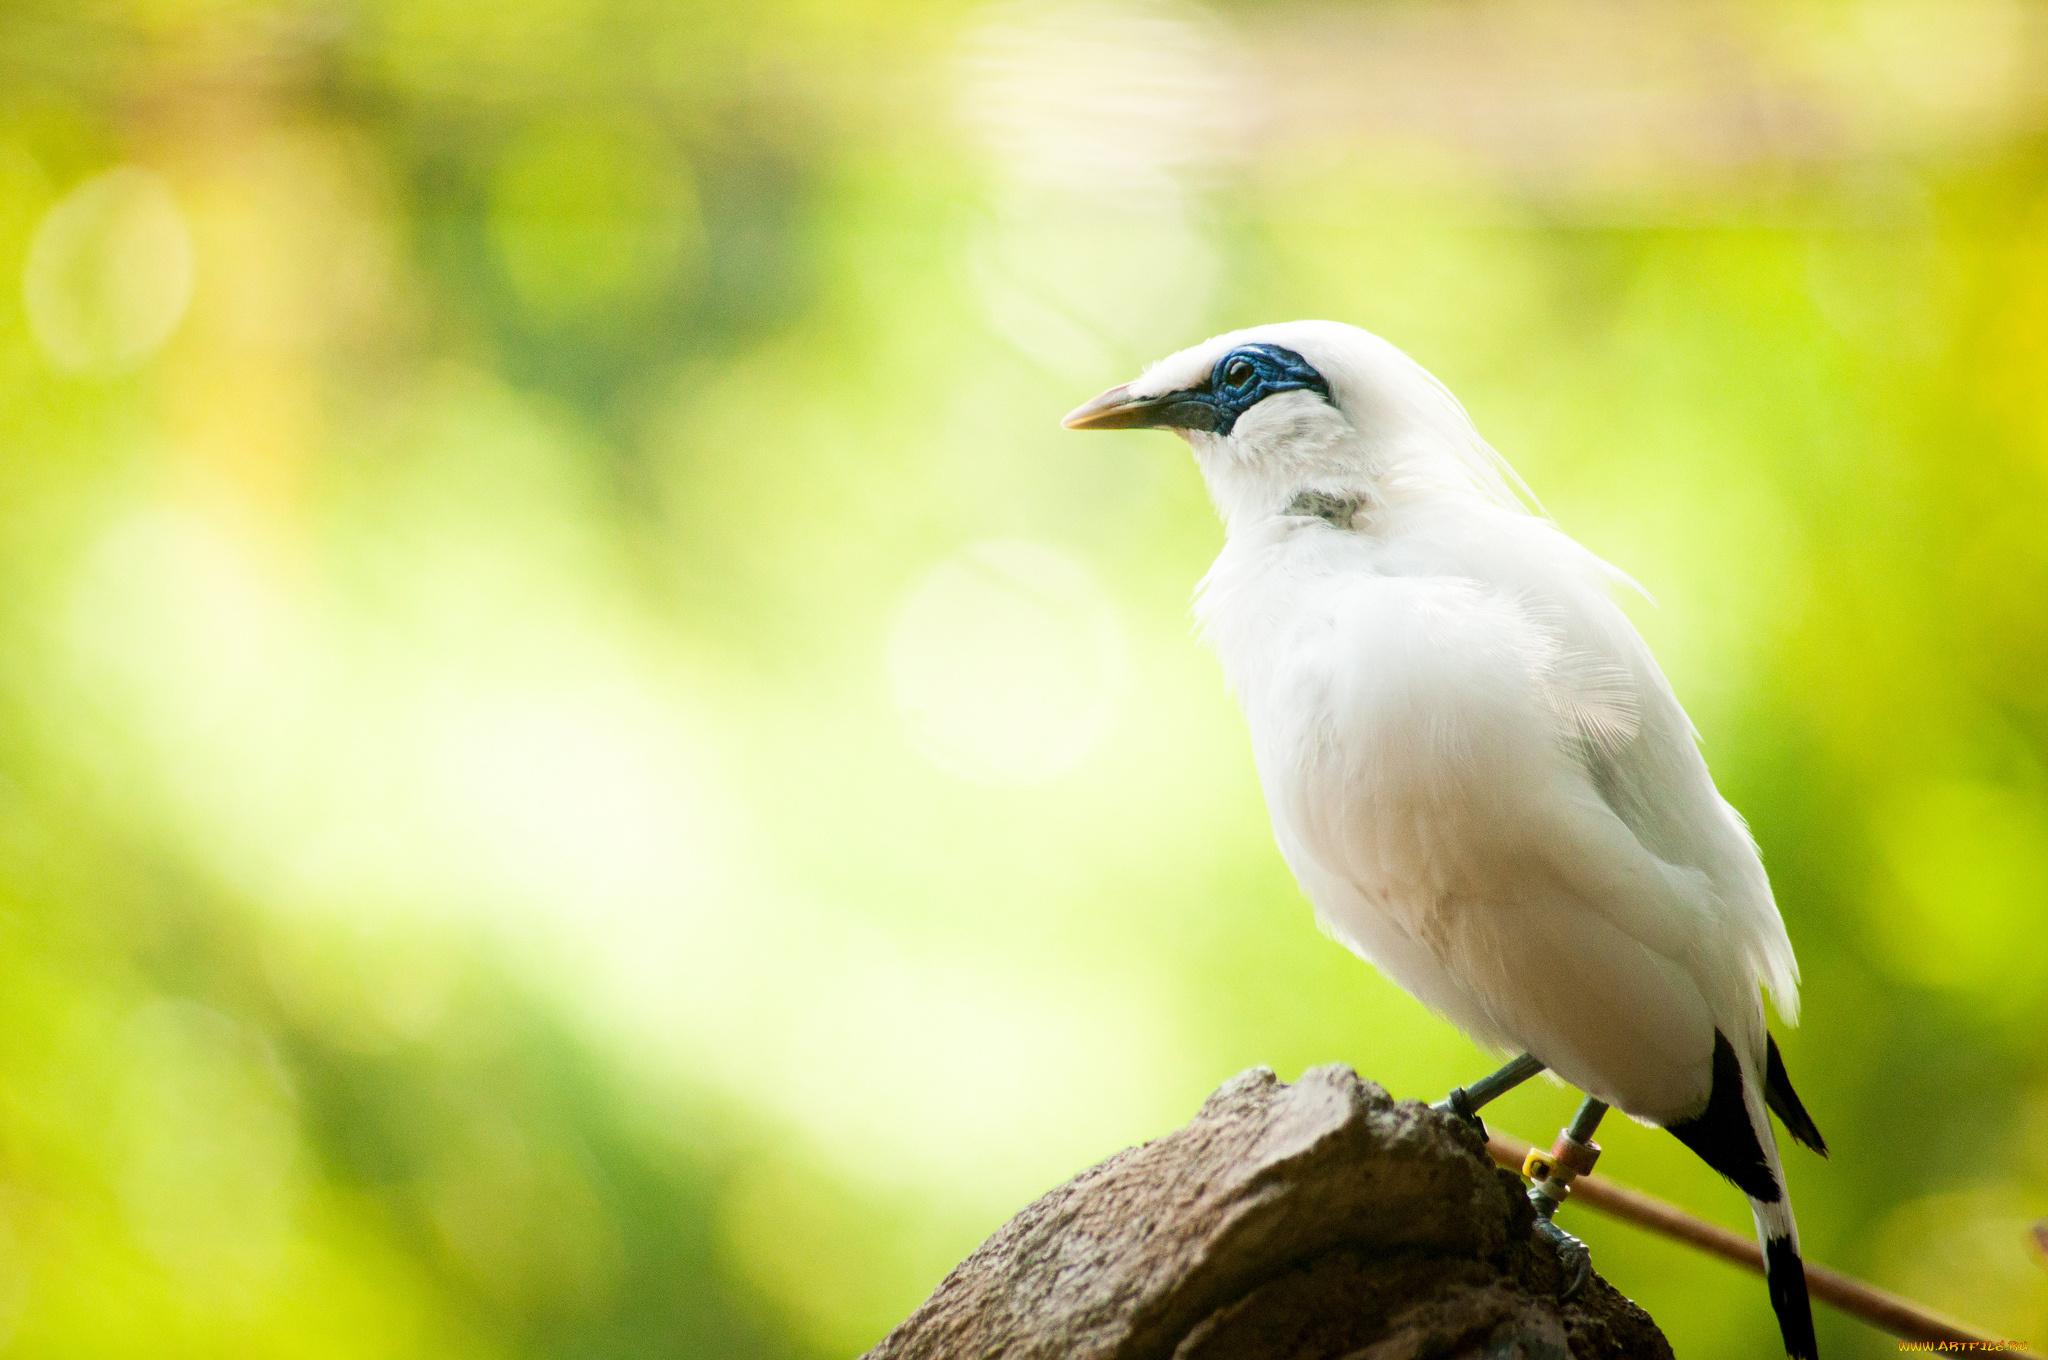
[1061, 384, 1134, 431]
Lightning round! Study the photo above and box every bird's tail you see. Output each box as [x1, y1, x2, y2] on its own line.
[1751, 1145, 1818, 1360]
[1667, 1029, 1819, 1359]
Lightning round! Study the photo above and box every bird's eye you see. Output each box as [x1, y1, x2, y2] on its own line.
[1225, 358, 1255, 387]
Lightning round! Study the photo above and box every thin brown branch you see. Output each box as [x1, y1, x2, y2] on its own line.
[1485, 1129, 2042, 1357]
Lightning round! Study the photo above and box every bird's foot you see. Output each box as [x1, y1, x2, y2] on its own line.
[1431, 1086, 1487, 1139]
[1430, 1054, 1545, 1139]
[1533, 1216, 1591, 1301]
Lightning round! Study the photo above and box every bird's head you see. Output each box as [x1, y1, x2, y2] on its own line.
[1062, 320, 1529, 530]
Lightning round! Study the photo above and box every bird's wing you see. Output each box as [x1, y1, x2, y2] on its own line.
[1498, 512, 1802, 1028]
[1253, 510, 1802, 1106]
[1249, 527, 1789, 1112]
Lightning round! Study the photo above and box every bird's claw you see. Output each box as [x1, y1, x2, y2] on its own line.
[1431, 1087, 1487, 1139]
[1533, 1217, 1591, 1301]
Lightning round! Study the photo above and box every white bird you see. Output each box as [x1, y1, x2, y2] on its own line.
[1064, 320, 1826, 1358]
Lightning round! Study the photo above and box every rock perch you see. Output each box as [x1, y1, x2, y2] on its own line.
[865, 1064, 1671, 1360]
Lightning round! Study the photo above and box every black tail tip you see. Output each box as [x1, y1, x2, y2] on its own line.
[1765, 1235, 1820, 1360]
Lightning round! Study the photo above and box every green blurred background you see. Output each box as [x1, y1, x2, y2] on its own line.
[2, 0, 2045, 1355]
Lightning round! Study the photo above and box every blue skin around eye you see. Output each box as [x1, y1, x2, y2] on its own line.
[1169, 344, 1333, 435]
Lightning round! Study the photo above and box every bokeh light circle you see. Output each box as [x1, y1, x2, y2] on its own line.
[887, 539, 1129, 786]
[23, 167, 194, 373]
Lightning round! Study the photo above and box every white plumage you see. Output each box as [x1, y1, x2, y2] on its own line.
[1065, 319, 1822, 1358]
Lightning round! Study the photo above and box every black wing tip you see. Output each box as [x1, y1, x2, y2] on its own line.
[1765, 1034, 1831, 1158]
[1765, 1234, 1820, 1360]
[1668, 1030, 1782, 1201]
[1775, 1100, 1830, 1158]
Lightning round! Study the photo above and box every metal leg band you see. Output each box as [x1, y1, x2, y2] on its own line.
[1526, 1096, 1609, 1219]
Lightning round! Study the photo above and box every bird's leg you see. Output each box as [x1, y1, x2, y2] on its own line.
[1431, 1052, 1546, 1138]
[1523, 1096, 1609, 1301]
